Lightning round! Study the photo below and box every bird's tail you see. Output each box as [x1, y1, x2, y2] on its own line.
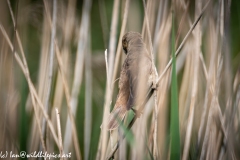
[101, 107, 127, 130]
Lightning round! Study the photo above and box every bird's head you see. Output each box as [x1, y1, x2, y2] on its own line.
[122, 32, 143, 55]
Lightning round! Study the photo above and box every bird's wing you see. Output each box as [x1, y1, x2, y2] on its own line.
[104, 60, 130, 130]
[127, 53, 153, 108]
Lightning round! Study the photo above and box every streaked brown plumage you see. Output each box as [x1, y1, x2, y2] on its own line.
[107, 31, 154, 130]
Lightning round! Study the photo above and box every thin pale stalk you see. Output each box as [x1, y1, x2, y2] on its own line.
[112, 0, 130, 85]
[198, 1, 222, 146]
[54, 41, 82, 160]
[84, 34, 92, 160]
[175, 1, 189, 47]
[142, 0, 158, 158]
[200, 98, 214, 160]
[30, 82, 47, 154]
[96, 49, 109, 160]
[6, 0, 15, 27]
[63, 0, 92, 154]
[222, 0, 232, 104]
[7, 1, 30, 76]
[0, 43, 9, 149]
[119, 136, 126, 160]
[108, 0, 120, 83]
[98, 0, 120, 159]
[182, 1, 202, 159]
[199, 53, 208, 80]
[200, 97, 227, 159]
[156, 16, 171, 159]
[105, 49, 109, 85]
[55, 108, 63, 160]
[98, 0, 109, 48]
[100, 54, 112, 159]
[63, 0, 76, 46]
[29, 13, 50, 152]
[152, 0, 167, 58]
[141, 0, 151, 39]
[41, 0, 57, 148]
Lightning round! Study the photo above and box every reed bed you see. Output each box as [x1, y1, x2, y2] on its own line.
[0, 0, 240, 160]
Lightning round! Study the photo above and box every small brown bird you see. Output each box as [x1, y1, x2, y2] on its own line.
[107, 31, 155, 130]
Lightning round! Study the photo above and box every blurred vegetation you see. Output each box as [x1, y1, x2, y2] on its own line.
[0, 0, 240, 160]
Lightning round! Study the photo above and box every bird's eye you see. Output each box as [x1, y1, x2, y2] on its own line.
[122, 40, 128, 54]
[123, 40, 128, 48]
